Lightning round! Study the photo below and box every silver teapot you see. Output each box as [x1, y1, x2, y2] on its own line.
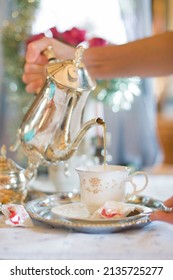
[12, 45, 105, 167]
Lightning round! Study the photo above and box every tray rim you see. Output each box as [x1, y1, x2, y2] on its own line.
[25, 194, 152, 233]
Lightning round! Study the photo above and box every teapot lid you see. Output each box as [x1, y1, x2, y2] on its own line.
[0, 145, 22, 174]
[46, 46, 96, 91]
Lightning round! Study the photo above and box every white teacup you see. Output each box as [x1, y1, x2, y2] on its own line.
[76, 165, 148, 214]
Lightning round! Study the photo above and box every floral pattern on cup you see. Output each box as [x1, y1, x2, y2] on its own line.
[82, 177, 122, 194]
[76, 165, 148, 214]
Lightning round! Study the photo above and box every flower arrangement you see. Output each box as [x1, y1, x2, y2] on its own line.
[26, 26, 108, 47]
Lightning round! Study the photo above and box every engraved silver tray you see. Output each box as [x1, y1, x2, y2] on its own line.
[26, 193, 153, 234]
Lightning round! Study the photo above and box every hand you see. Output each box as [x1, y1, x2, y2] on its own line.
[22, 37, 75, 93]
[150, 196, 173, 224]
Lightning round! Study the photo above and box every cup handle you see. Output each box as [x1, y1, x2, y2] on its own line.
[125, 171, 148, 200]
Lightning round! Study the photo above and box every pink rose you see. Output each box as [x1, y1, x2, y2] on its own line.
[50, 27, 61, 40]
[26, 27, 108, 50]
[61, 27, 86, 46]
[88, 37, 108, 47]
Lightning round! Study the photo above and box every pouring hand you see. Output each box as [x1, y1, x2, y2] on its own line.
[22, 37, 75, 93]
[150, 196, 173, 224]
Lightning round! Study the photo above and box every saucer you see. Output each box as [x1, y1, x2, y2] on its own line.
[51, 202, 90, 220]
[51, 201, 151, 223]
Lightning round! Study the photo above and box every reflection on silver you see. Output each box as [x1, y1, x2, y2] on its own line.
[128, 195, 173, 213]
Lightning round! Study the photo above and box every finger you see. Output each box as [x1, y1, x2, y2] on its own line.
[164, 196, 173, 207]
[26, 37, 55, 63]
[35, 55, 48, 65]
[150, 211, 173, 224]
[24, 63, 46, 75]
[22, 73, 45, 84]
[25, 53, 48, 65]
[25, 79, 45, 94]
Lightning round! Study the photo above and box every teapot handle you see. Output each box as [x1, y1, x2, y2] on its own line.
[42, 45, 56, 62]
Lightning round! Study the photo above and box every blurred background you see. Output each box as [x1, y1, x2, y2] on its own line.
[0, 0, 173, 175]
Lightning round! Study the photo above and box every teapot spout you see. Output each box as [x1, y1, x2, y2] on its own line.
[45, 117, 105, 162]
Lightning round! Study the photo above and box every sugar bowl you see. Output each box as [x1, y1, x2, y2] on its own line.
[0, 145, 35, 204]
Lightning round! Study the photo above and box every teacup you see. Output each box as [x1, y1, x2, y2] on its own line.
[76, 165, 148, 214]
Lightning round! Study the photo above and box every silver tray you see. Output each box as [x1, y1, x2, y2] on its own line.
[26, 193, 153, 234]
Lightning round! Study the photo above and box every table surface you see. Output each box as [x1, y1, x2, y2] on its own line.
[0, 173, 173, 260]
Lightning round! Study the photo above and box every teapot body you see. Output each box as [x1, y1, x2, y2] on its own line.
[11, 46, 104, 167]
[19, 78, 90, 164]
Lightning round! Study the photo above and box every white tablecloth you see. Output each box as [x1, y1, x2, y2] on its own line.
[0, 174, 173, 260]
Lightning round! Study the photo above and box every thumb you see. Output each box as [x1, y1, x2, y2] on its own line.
[150, 211, 173, 224]
[26, 37, 55, 63]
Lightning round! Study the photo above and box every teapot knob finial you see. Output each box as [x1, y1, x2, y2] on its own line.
[73, 46, 85, 67]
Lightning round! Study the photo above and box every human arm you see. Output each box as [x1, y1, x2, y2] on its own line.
[22, 31, 173, 93]
[84, 31, 173, 79]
